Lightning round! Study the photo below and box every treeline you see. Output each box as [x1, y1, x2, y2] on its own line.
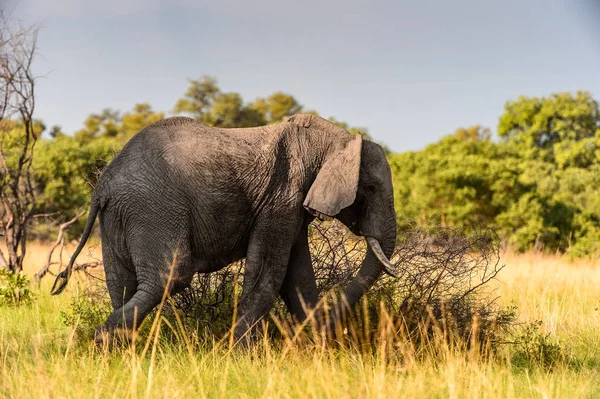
[390, 91, 600, 257]
[23, 78, 600, 257]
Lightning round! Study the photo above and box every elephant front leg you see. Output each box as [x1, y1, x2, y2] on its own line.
[234, 224, 295, 342]
[279, 226, 318, 323]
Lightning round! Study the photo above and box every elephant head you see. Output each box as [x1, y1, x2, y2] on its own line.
[289, 114, 398, 324]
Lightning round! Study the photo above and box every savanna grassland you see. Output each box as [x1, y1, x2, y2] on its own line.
[1, 242, 600, 398]
[4, 7, 600, 399]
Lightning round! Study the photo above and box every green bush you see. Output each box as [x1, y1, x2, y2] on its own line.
[511, 320, 565, 370]
[60, 293, 111, 341]
[387, 92, 600, 256]
[0, 269, 36, 306]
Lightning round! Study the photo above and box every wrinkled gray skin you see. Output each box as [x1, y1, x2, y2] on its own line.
[51, 114, 397, 342]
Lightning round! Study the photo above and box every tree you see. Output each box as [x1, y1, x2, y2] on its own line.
[34, 135, 118, 227]
[249, 92, 302, 124]
[48, 125, 64, 138]
[34, 103, 163, 236]
[389, 131, 508, 230]
[0, 11, 40, 272]
[74, 108, 121, 143]
[492, 92, 600, 252]
[173, 76, 219, 119]
[174, 76, 306, 127]
[208, 92, 267, 128]
[453, 125, 491, 142]
[498, 91, 600, 164]
[327, 116, 373, 139]
[74, 103, 163, 143]
[119, 103, 164, 140]
[388, 93, 600, 256]
[174, 76, 270, 127]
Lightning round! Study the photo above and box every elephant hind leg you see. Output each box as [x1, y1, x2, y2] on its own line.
[96, 284, 165, 344]
[103, 244, 137, 310]
[96, 260, 186, 344]
[97, 233, 193, 344]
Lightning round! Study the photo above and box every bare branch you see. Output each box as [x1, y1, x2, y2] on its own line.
[34, 211, 86, 284]
[0, 9, 41, 272]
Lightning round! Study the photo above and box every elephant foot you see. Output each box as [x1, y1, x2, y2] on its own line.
[93, 326, 135, 349]
[233, 318, 269, 348]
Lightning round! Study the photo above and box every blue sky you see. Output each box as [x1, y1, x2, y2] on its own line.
[7, 0, 600, 152]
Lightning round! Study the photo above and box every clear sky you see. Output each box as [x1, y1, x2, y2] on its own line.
[6, 0, 600, 152]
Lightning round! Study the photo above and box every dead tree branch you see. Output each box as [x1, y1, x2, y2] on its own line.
[34, 210, 86, 284]
[0, 10, 41, 272]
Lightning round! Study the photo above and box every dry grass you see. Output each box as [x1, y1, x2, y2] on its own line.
[1, 243, 600, 398]
[496, 251, 600, 366]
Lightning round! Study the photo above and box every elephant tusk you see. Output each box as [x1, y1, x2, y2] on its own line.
[366, 237, 398, 278]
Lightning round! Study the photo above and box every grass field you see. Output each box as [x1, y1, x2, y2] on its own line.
[1, 242, 600, 398]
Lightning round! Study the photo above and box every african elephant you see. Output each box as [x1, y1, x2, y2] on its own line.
[51, 114, 398, 342]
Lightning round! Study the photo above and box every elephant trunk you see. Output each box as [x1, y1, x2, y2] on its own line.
[326, 222, 396, 332]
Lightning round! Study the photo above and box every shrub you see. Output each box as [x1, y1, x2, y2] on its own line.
[166, 221, 516, 353]
[510, 320, 566, 369]
[0, 269, 36, 306]
[310, 222, 516, 353]
[167, 266, 243, 338]
[60, 288, 111, 341]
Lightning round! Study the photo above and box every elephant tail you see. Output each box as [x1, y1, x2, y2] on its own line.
[50, 197, 101, 295]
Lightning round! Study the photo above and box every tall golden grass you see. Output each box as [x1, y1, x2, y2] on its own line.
[1, 243, 599, 398]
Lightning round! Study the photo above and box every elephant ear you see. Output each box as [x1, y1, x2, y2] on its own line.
[304, 133, 362, 218]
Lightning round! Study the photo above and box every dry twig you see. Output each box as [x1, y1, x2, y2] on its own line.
[34, 211, 86, 284]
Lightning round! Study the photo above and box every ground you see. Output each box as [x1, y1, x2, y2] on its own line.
[1, 242, 600, 398]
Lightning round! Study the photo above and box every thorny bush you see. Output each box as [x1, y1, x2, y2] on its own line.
[168, 220, 516, 352]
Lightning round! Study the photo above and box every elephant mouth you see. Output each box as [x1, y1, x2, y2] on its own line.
[348, 223, 360, 236]
[365, 236, 398, 278]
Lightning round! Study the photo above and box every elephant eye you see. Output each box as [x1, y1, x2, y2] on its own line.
[366, 184, 376, 195]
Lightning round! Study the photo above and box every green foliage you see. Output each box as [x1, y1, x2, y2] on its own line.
[33, 135, 119, 237]
[0, 269, 36, 306]
[74, 103, 163, 144]
[389, 132, 514, 231]
[60, 293, 111, 341]
[0, 119, 45, 174]
[208, 92, 266, 127]
[35, 135, 117, 212]
[174, 76, 269, 127]
[73, 108, 121, 142]
[390, 92, 600, 255]
[261, 91, 302, 122]
[32, 103, 163, 237]
[498, 91, 600, 164]
[119, 103, 166, 140]
[511, 320, 566, 370]
[173, 75, 220, 118]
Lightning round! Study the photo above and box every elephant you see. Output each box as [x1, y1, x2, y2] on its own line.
[51, 113, 398, 342]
